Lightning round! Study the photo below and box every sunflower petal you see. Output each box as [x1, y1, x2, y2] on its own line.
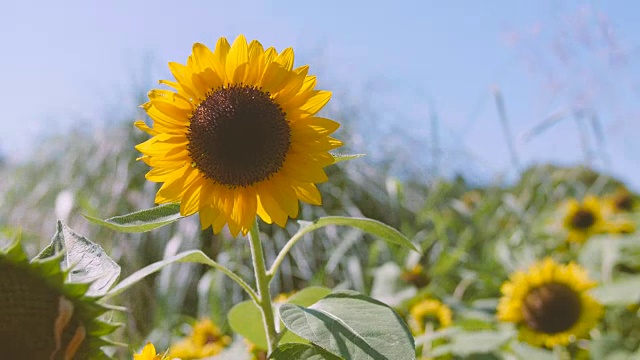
[226, 35, 249, 85]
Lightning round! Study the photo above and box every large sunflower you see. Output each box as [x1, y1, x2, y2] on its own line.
[497, 258, 602, 348]
[561, 196, 606, 244]
[135, 35, 342, 236]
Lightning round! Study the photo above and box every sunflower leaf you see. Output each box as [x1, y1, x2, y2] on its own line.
[591, 276, 640, 305]
[296, 217, 419, 252]
[36, 221, 121, 297]
[84, 203, 184, 233]
[270, 343, 344, 360]
[279, 290, 415, 360]
[104, 250, 219, 299]
[331, 153, 366, 163]
[228, 300, 268, 350]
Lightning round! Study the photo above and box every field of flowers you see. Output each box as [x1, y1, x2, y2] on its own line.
[1, 36, 640, 360]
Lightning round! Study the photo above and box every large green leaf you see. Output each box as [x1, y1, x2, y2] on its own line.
[228, 286, 334, 350]
[228, 300, 268, 350]
[297, 217, 419, 252]
[279, 290, 415, 360]
[279, 287, 333, 345]
[104, 250, 219, 299]
[591, 276, 640, 305]
[270, 343, 343, 360]
[84, 203, 184, 233]
[36, 221, 120, 297]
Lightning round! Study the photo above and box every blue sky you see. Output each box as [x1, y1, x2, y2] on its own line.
[2, 1, 639, 188]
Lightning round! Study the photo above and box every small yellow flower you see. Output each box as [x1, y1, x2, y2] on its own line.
[134, 342, 163, 360]
[561, 195, 606, 243]
[407, 299, 452, 335]
[497, 258, 602, 348]
[135, 35, 342, 237]
[169, 318, 231, 359]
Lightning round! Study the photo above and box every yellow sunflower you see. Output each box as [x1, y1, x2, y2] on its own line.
[407, 299, 453, 335]
[497, 258, 602, 348]
[168, 318, 231, 359]
[135, 35, 342, 236]
[561, 195, 606, 244]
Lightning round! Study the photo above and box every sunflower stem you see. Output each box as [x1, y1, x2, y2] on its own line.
[248, 219, 278, 354]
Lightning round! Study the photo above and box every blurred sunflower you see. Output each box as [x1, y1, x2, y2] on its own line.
[168, 318, 231, 359]
[407, 299, 452, 335]
[135, 34, 342, 236]
[497, 258, 602, 348]
[400, 264, 430, 288]
[605, 189, 635, 213]
[561, 196, 606, 243]
[134, 342, 166, 360]
[0, 241, 116, 359]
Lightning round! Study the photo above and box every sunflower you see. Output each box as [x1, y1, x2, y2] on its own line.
[0, 241, 116, 359]
[497, 258, 602, 348]
[168, 318, 231, 359]
[605, 189, 635, 213]
[407, 299, 453, 336]
[135, 35, 342, 236]
[561, 195, 606, 243]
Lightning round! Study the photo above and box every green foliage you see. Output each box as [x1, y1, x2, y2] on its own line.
[279, 290, 415, 360]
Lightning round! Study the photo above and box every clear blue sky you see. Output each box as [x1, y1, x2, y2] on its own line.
[2, 1, 639, 188]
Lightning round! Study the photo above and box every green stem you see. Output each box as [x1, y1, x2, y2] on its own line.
[248, 219, 278, 353]
[267, 227, 307, 281]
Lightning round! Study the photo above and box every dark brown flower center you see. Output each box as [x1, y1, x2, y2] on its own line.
[187, 85, 291, 187]
[0, 262, 85, 359]
[521, 282, 581, 334]
[614, 194, 633, 212]
[571, 209, 596, 230]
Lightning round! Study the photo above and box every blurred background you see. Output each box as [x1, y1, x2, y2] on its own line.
[2, 0, 640, 185]
[2, 1, 640, 358]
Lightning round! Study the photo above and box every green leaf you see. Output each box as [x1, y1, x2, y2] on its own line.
[591, 276, 640, 306]
[331, 153, 365, 164]
[84, 203, 184, 233]
[104, 250, 218, 299]
[36, 221, 120, 297]
[431, 329, 515, 357]
[228, 300, 268, 350]
[279, 287, 333, 345]
[297, 217, 419, 253]
[270, 343, 343, 360]
[510, 341, 555, 360]
[279, 290, 415, 360]
[286, 286, 333, 307]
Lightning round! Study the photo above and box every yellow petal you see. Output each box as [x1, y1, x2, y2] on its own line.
[212, 37, 231, 83]
[134, 120, 159, 136]
[290, 181, 322, 205]
[231, 187, 257, 236]
[274, 47, 295, 71]
[260, 62, 293, 94]
[226, 35, 249, 85]
[168, 62, 200, 100]
[274, 65, 308, 104]
[244, 40, 265, 84]
[281, 153, 329, 183]
[290, 117, 340, 139]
